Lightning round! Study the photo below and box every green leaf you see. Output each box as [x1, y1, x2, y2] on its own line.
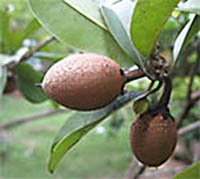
[130, 0, 180, 57]
[64, 0, 106, 29]
[14, 63, 48, 103]
[28, 0, 132, 66]
[23, 18, 41, 38]
[100, 1, 144, 67]
[177, 0, 200, 15]
[107, 0, 135, 31]
[174, 161, 200, 179]
[133, 98, 150, 114]
[48, 90, 145, 173]
[173, 15, 200, 62]
[0, 66, 7, 97]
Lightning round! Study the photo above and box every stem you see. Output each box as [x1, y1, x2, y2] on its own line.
[133, 165, 146, 179]
[138, 81, 163, 100]
[124, 68, 145, 83]
[158, 77, 172, 109]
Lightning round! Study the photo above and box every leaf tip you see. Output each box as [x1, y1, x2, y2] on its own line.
[48, 161, 55, 174]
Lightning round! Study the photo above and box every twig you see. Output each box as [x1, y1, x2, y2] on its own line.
[0, 108, 65, 130]
[7, 35, 55, 67]
[133, 165, 146, 179]
[20, 35, 56, 63]
[176, 51, 200, 128]
[178, 121, 200, 136]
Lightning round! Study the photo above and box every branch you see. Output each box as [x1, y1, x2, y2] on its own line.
[7, 35, 56, 67]
[178, 121, 200, 136]
[20, 36, 56, 63]
[0, 108, 65, 130]
[176, 90, 200, 128]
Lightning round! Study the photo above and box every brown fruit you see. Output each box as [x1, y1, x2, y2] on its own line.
[42, 53, 125, 110]
[130, 111, 177, 167]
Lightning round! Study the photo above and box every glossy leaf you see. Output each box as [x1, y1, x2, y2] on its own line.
[64, 0, 106, 29]
[48, 91, 145, 173]
[15, 63, 48, 103]
[174, 161, 200, 179]
[101, 2, 144, 67]
[130, 0, 180, 57]
[177, 0, 200, 15]
[0, 66, 7, 97]
[173, 15, 200, 62]
[108, 0, 135, 31]
[28, 0, 132, 66]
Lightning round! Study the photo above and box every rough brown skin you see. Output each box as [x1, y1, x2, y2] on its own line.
[130, 111, 177, 167]
[42, 53, 126, 110]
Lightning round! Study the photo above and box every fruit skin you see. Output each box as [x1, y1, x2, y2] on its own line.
[42, 53, 125, 110]
[130, 110, 177, 167]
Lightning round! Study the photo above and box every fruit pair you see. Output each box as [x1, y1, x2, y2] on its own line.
[42, 52, 177, 167]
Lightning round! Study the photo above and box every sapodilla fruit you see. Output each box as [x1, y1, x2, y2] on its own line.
[130, 110, 177, 167]
[42, 53, 126, 110]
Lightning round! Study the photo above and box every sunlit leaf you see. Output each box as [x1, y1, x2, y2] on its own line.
[101, 1, 144, 67]
[130, 0, 180, 57]
[48, 90, 145, 173]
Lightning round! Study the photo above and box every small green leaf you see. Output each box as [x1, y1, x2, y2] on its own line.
[28, 0, 132, 66]
[133, 98, 150, 114]
[48, 91, 145, 173]
[14, 63, 48, 103]
[174, 161, 200, 179]
[101, 2, 144, 67]
[177, 0, 200, 15]
[0, 66, 7, 97]
[130, 0, 180, 57]
[173, 15, 200, 62]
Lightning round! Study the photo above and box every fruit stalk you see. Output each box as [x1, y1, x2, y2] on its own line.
[124, 68, 145, 83]
[157, 77, 172, 109]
